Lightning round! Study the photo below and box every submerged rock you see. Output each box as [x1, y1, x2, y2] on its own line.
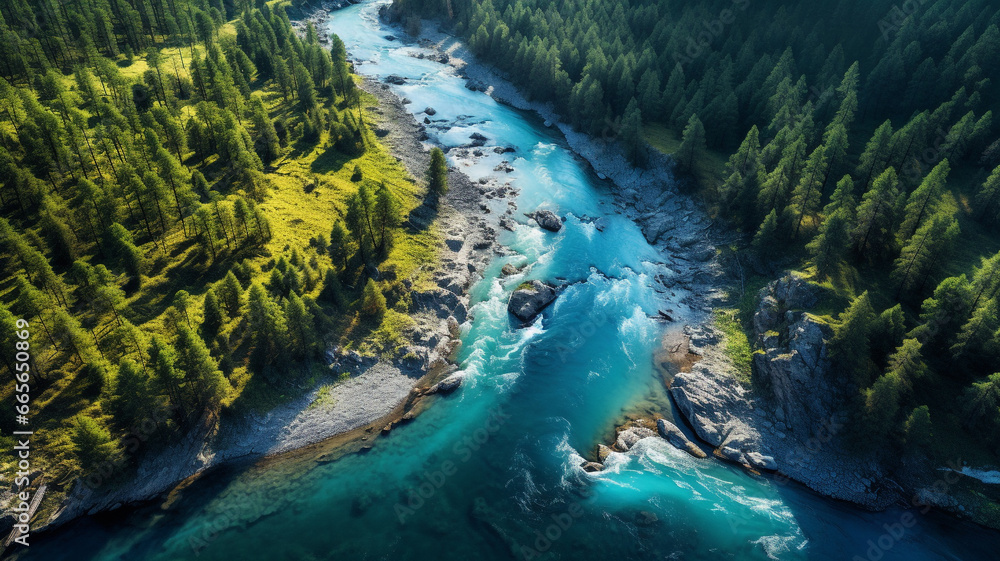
[507, 280, 558, 323]
[527, 209, 563, 232]
[385, 74, 406, 85]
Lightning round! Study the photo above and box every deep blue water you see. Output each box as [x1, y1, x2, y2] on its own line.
[14, 2, 1000, 560]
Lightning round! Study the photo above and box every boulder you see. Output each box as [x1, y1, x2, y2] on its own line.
[501, 263, 519, 276]
[597, 444, 613, 462]
[746, 452, 778, 471]
[507, 280, 558, 323]
[424, 106, 437, 116]
[615, 427, 657, 451]
[528, 210, 563, 232]
[469, 132, 488, 147]
[385, 74, 406, 85]
[429, 371, 465, 394]
[580, 461, 604, 473]
[656, 419, 707, 458]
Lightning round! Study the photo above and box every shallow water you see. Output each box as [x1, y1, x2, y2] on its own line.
[17, 2, 1000, 560]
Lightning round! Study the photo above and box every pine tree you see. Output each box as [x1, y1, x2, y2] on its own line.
[71, 415, 122, 472]
[855, 120, 894, 192]
[246, 282, 289, 370]
[428, 147, 448, 197]
[977, 165, 1000, 224]
[961, 372, 1000, 431]
[897, 160, 950, 244]
[373, 182, 401, 257]
[951, 298, 999, 363]
[892, 210, 959, 297]
[621, 97, 646, 167]
[859, 372, 904, 440]
[202, 288, 224, 339]
[361, 278, 387, 318]
[752, 209, 781, 259]
[109, 358, 161, 431]
[910, 275, 973, 347]
[676, 113, 706, 173]
[852, 167, 900, 261]
[175, 323, 229, 410]
[829, 292, 876, 385]
[904, 405, 933, 450]
[808, 208, 851, 279]
[884, 338, 929, 389]
[789, 145, 828, 237]
[329, 221, 353, 271]
[217, 271, 245, 317]
[284, 292, 316, 359]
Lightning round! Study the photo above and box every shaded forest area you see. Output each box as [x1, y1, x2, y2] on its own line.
[390, 0, 1000, 459]
[0, 0, 437, 501]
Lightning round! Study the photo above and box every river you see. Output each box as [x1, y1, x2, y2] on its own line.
[14, 2, 1000, 560]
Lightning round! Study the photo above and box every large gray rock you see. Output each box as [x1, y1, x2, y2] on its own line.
[615, 427, 657, 451]
[656, 419, 707, 458]
[528, 210, 563, 232]
[752, 275, 839, 437]
[507, 280, 558, 323]
[429, 371, 465, 394]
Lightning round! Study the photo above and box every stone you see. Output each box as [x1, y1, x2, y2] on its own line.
[385, 74, 406, 85]
[424, 106, 437, 116]
[528, 209, 563, 232]
[429, 371, 465, 394]
[597, 444, 613, 462]
[615, 427, 657, 451]
[507, 280, 558, 323]
[656, 419, 708, 459]
[501, 263, 519, 276]
[580, 461, 604, 473]
[746, 452, 778, 471]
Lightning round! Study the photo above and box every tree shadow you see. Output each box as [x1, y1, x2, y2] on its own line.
[405, 192, 439, 232]
[309, 144, 354, 175]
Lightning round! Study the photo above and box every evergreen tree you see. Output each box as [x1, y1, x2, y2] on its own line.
[175, 323, 229, 410]
[202, 288, 224, 339]
[828, 292, 876, 385]
[852, 167, 900, 261]
[808, 207, 851, 279]
[109, 358, 161, 431]
[71, 415, 122, 472]
[361, 278, 386, 318]
[904, 405, 933, 451]
[897, 160, 950, 244]
[621, 97, 646, 167]
[428, 147, 448, 197]
[892, 210, 959, 297]
[676, 114, 706, 174]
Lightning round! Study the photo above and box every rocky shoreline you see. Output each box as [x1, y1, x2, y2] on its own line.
[367, 6, 1000, 526]
[21, 43, 500, 540]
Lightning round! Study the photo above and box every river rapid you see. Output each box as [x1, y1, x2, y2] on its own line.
[15, 2, 1000, 560]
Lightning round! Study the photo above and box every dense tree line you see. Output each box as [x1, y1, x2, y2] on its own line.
[388, 0, 1000, 454]
[0, 0, 403, 485]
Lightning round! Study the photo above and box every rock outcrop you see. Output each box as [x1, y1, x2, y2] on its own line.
[614, 427, 657, 451]
[656, 419, 707, 459]
[668, 275, 892, 508]
[507, 280, 558, 323]
[526, 209, 563, 232]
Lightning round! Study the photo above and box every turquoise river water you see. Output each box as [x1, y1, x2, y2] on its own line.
[14, 2, 1000, 560]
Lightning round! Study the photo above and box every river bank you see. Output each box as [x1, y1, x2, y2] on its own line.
[18, 62, 500, 541]
[365, 1, 1000, 531]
